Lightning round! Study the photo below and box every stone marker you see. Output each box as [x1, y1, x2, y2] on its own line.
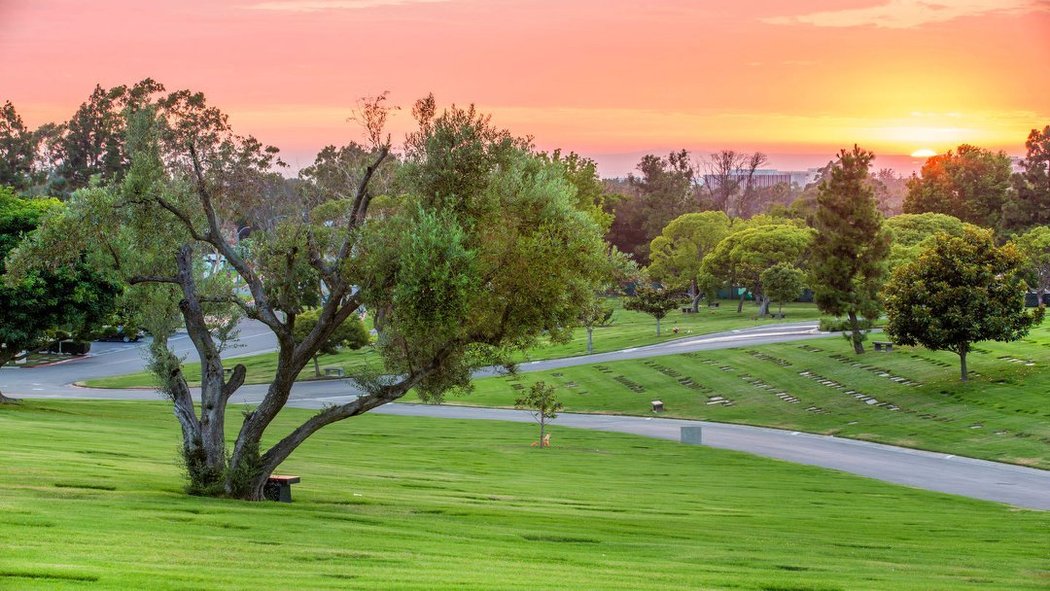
[681, 426, 703, 445]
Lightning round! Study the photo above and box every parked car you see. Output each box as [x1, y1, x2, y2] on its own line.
[93, 325, 142, 343]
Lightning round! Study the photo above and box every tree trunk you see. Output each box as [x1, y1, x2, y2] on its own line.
[539, 418, 546, 448]
[586, 327, 594, 354]
[655, 317, 661, 336]
[848, 311, 865, 354]
[689, 279, 701, 313]
[757, 295, 770, 317]
[737, 290, 745, 313]
[313, 355, 321, 377]
[0, 390, 17, 404]
[959, 345, 969, 382]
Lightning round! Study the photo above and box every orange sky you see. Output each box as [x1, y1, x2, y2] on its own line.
[2, 0, 1048, 175]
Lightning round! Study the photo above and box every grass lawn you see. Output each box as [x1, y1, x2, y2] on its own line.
[83, 299, 824, 389]
[0, 400, 1047, 590]
[418, 325, 1050, 469]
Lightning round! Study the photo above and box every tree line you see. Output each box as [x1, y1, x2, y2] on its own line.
[624, 136, 1049, 381]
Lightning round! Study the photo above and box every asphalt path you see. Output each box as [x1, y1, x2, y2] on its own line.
[5, 320, 1049, 510]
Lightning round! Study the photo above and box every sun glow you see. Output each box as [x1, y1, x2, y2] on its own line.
[910, 148, 937, 158]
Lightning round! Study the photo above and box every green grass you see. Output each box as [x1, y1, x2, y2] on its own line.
[421, 325, 1050, 469]
[83, 299, 824, 389]
[0, 400, 1047, 590]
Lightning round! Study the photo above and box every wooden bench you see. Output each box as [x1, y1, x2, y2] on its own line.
[873, 341, 894, 352]
[681, 307, 696, 313]
[323, 367, 345, 377]
[264, 475, 301, 503]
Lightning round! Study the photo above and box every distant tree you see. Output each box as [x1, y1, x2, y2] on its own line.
[647, 211, 731, 311]
[625, 150, 696, 260]
[0, 101, 39, 191]
[869, 168, 907, 216]
[515, 381, 562, 448]
[701, 150, 768, 216]
[810, 146, 890, 353]
[903, 145, 1012, 229]
[701, 223, 813, 315]
[0, 187, 120, 403]
[884, 228, 1044, 381]
[1014, 226, 1050, 302]
[1002, 126, 1050, 232]
[761, 263, 806, 316]
[624, 284, 681, 336]
[291, 307, 370, 377]
[578, 297, 615, 354]
[48, 79, 166, 196]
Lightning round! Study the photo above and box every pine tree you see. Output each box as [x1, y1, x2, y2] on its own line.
[811, 146, 890, 354]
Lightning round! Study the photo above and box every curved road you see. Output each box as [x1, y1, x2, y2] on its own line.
[4, 321, 1049, 510]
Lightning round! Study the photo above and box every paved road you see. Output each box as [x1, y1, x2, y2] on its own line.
[5, 320, 1049, 510]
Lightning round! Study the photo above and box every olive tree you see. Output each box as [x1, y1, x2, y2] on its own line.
[12, 91, 606, 499]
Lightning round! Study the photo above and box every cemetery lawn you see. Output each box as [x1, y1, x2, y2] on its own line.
[421, 325, 1050, 469]
[0, 400, 1047, 590]
[82, 299, 823, 389]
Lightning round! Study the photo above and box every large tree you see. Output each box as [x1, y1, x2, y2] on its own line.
[700, 222, 813, 315]
[884, 227, 1043, 381]
[810, 146, 890, 354]
[646, 211, 731, 311]
[902, 145, 1012, 229]
[1002, 126, 1050, 232]
[13, 91, 606, 499]
[884, 212, 975, 270]
[0, 187, 119, 403]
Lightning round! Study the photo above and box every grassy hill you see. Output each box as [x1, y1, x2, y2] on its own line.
[0, 400, 1046, 590]
[422, 326, 1050, 469]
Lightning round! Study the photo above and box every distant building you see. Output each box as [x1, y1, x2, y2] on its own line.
[703, 168, 820, 190]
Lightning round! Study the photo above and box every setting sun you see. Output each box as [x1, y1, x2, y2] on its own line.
[910, 148, 938, 158]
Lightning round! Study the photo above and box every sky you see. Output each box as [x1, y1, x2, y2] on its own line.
[2, 0, 1048, 176]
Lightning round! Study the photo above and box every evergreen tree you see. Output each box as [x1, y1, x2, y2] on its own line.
[810, 146, 890, 354]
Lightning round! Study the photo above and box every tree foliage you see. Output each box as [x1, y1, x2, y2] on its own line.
[700, 222, 813, 315]
[291, 307, 370, 376]
[810, 146, 890, 353]
[884, 227, 1044, 381]
[902, 145, 1012, 229]
[0, 101, 39, 191]
[0, 187, 120, 402]
[623, 284, 681, 336]
[1002, 126, 1050, 232]
[1014, 226, 1050, 300]
[884, 212, 976, 270]
[760, 263, 806, 315]
[620, 150, 696, 261]
[647, 211, 731, 310]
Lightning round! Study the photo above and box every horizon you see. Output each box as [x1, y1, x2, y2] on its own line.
[2, 0, 1047, 178]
